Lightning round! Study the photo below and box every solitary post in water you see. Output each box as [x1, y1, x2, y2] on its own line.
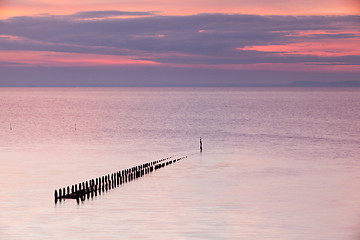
[200, 137, 202, 152]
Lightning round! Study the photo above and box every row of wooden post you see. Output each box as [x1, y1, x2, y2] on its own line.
[54, 155, 187, 204]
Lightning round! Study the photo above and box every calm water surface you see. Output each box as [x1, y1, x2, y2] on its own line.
[0, 87, 359, 240]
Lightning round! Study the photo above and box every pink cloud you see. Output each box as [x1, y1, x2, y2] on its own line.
[0, 50, 159, 67]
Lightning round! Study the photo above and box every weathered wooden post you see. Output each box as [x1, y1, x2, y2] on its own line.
[54, 189, 58, 203]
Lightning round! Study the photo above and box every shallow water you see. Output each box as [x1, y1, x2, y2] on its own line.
[0, 87, 359, 240]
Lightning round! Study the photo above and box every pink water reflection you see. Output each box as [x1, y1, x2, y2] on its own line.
[0, 88, 359, 239]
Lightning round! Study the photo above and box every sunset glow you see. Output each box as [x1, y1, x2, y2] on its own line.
[240, 40, 360, 57]
[0, 50, 159, 67]
[2, 0, 360, 19]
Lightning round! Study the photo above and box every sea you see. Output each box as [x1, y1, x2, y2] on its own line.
[0, 87, 359, 240]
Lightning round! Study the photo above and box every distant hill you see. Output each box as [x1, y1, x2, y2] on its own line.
[289, 81, 360, 87]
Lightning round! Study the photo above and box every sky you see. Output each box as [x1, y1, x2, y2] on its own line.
[0, 0, 359, 86]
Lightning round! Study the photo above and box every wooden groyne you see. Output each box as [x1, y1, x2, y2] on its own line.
[54, 155, 187, 204]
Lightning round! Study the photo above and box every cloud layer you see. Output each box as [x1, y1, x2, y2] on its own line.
[0, 11, 359, 86]
[1, 12, 359, 67]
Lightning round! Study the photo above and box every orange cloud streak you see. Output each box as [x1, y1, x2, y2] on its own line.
[0, 50, 159, 67]
[240, 40, 360, 57]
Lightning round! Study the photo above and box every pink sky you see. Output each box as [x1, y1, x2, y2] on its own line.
[2, 0, 360, 18]
[0, 0, 359, 86]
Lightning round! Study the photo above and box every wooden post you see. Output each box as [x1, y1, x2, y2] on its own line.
[54, 189, 58, 203]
